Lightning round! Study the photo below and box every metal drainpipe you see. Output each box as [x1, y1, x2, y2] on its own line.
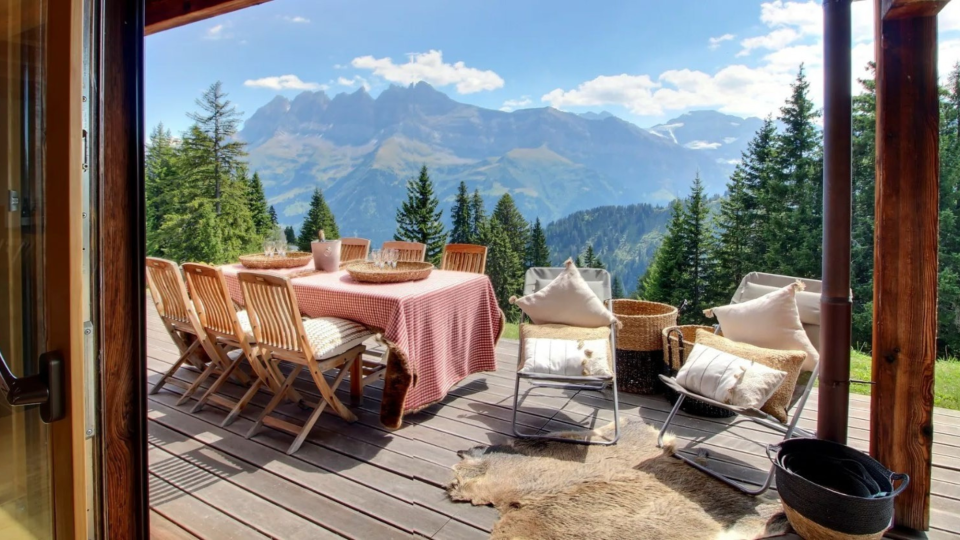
[819, 0, 853, 444]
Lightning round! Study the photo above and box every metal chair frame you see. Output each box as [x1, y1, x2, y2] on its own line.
[656, 272, 828, 495]
[511, 267, 621, 445]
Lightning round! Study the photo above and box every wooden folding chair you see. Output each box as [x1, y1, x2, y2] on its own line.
[339, 237, 371, 266]
[146, 257, 222, 397]
[382, 240, 426, 262]
[441, 243, 488, 274]
[181, 263, 302, 426]
[238, 271, 373, 455]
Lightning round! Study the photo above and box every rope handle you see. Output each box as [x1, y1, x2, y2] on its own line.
[889, 473, 910, 497]
[766, 444, 781, 464]
[665, 327, 686, 374]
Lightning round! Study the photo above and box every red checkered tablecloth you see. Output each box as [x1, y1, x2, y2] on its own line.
[220, 262, 502, 427]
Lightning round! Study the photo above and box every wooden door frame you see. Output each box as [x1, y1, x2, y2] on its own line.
[98, 0, 148, 537]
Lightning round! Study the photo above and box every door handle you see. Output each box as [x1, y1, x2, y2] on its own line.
[0, 349, 65, 423]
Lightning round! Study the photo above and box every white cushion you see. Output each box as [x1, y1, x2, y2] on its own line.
[236, 309, 253, 334]
[676, 344, 787, 409]
[520, 337, 612, 377]
[303, 317, 372, 359]
[706, 282, 819, 372]
[512, 259, 618, 328]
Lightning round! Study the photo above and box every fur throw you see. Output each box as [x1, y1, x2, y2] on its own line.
[448, 420, 788, 539]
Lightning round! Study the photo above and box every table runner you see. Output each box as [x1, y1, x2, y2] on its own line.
[220, 261, 503, 429]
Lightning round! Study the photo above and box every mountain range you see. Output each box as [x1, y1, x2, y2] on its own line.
[238, 82, 762, 244]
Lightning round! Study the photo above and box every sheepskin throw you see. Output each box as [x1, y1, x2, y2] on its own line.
[448, 420, 789, 539]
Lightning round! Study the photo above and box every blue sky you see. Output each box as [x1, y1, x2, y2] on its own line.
[146, 0, 960, 136]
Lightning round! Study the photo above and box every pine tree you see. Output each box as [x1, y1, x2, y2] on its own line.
[581, 244, 605, 269]
[679, 173, 713, 322]
[938, 63, 960, 355]
[269, 205, 279, 226]
[469, 189, 487, 244]
[612, 276, 625, 299]
[484, 219, 522, 321]
[187, 81, 246, 215]
[850, 64, 878, 348]
[492, 193, 529, 257]
[297, 188, 339, 251]
[145, 123, 178, 256]
[246, 171, 272, 237]
[640, 199, 686, 306]
[449, 181, 473, 244]
[284, 225, 296, 245]
[490, 193, 529, 304]
[774, 65, 823, 278]
[525, 217, 551, 268]
[394, 165, 447, 263]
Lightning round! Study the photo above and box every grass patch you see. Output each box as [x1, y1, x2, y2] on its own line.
[499, 324, 960, 410]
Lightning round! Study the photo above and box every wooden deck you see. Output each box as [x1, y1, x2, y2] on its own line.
[145, 306, 960, 539]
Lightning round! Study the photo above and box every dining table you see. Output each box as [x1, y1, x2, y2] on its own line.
[219, 260, 504, 429]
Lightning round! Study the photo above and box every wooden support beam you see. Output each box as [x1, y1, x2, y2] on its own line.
[145, 0, 273, 35]
[871, 0, 939, 531]
[881, 0, 950, 19]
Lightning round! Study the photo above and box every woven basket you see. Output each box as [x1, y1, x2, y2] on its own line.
[661, 325, 736, 418]
[613, 300, 677, 394]
[239, 252, 312, 269]
[345, 261, 434, 283]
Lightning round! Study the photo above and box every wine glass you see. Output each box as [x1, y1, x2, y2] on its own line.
[389, 249, 399, 268]
[263, 238, 275, 257]
[276, 241, 287, 258]
[369, 249, 381, 268]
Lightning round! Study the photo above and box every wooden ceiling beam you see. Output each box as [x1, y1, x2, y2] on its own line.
[146, 0, 273, 35]
[881, 0, 950, 20]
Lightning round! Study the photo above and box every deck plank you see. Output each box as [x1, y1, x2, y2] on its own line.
[147, 308, 959, 538]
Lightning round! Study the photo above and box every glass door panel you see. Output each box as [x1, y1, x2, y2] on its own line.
[0, 0, 53, 538]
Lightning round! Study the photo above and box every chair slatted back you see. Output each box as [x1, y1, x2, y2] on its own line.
[340, 237, 370, 264]
[441, 244, 487, 274]
[237, 271, 313, 363]
[382, 241, 426, 262]
[146, 258, 192, 327]
[182, 263, 244, 343]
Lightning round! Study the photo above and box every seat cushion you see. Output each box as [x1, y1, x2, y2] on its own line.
[519, 324, 612, 377]
[705, 281, 818, 372]
[512, 259, 617, 328]
[676, 344, 787, 409]
[695, 330, 805, 423]
[236, 309, 253, 334]
[303, 317, 373, 359]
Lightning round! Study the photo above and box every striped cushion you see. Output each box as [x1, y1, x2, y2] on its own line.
[303, 317, 373, 359]
[676, 344, 787, 409]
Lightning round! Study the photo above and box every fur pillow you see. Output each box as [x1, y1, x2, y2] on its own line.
[676, 344, 787, 409]
[705, 281, 818, 372]
[511, 259, 618, 328]
[519, 324, 612, 377]
[695, 330, 805, 423]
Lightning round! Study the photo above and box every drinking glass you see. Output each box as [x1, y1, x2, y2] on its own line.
[369, 249, 381, 268]
[276, 241, 287, 257]
[263, 239, 275, 257]
[389, 249, 399, 268]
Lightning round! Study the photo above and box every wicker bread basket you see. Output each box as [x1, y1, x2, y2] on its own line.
[612, 300, 678, 394]
[239, 252, 312, 269]
[661, 325, 736, 418]
[345, 261, 434, 283]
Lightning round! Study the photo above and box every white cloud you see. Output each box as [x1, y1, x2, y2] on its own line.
[685, 140, 722, 150]
[500, 96, 532, 112]
[541, 0, 960, 119]
[351, 50, 504, 93]
[204, 23, 227, 40]
[738, 28, 801, 56]
[709, 33, 736, 50]
[282, 15, 311, 23]
[336, 75, 371, 90]
[244, 74, 326, 91]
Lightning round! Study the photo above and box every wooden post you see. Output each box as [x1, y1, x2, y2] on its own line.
[872, 0, 943, 530]
[819, 0, 853, 445]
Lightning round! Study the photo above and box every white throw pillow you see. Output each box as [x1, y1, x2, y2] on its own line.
[511, 259, 618, 328]
[676, 344, 787, 409]
[520, 337, 612, 377]
[705, 282, 819, 372]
